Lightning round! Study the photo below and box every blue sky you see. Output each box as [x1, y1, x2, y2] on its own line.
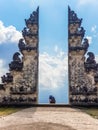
[0, 0, 98, 104]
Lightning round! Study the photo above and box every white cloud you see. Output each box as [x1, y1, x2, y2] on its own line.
[78, 0, 98, 6]
[86, 36, 92, 44]
[0, 59, 8, 83]
[91, 25, 98, 38]
[91, 25, 97, 33]
[0, 21, 22, 44]
[39, 50, 68, 89]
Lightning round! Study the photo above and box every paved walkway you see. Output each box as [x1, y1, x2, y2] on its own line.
[0, 107, 98, 130]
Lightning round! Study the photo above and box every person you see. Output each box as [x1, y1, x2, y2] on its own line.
[49, 95, 56, 104]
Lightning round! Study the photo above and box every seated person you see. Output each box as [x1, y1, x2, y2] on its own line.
[49, 95, 56, 104]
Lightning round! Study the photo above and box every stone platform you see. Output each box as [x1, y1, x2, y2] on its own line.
[0, 107, 98, 130]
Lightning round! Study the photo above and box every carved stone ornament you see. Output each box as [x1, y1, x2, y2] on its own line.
[9, 52, 23, 71]
[18, 38, 37, 52]
[1, 73, 13, 83]
[25, 7, 39, 27]
[68, 6, 82, 26]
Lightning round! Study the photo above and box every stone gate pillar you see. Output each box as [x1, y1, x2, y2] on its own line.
[0, 7, 39, 105]
[68, 6, 98, 106]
